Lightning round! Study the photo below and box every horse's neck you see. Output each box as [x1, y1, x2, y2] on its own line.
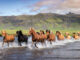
[18, 33, 23, 37]
[20, 33, 23, 36]
[5, 33, 8, 36]
[3, 34, 8, 39]
[32, 30, 37, 38]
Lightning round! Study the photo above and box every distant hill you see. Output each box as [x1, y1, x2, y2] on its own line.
[0, 13, 80, 29]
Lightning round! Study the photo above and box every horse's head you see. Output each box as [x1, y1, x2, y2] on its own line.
[73, 32, 76, 35]
[56, 31, 61, 36]
[72, 33, 77, 38]
[40, 30, 45, 34]
[77, 32, 80, 36]
[65, 32, 70, 36]
[28, 28, 35, 36]
[16, 30, 23, 36]
[46, 29, 50, 35]
[73, 32, 79, 39]
[1, 30, 6, 36]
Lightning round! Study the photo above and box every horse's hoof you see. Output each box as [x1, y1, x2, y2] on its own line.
[36, 46, 38, 48]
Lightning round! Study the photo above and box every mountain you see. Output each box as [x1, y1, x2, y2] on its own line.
[0, 13, 80, 29]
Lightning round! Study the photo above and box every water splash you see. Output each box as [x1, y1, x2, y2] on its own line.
[0, 36, 80, 49]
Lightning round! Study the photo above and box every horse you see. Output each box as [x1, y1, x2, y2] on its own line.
[72, 33, 79, 40]
[56, 31, 64, 40]
[16, 30, 28, 46]
[77, 32, 80, 38]
[1, 30, 15, 47]
[28, 28, 47, 48]
[46, 30, 55, 44]
[65, 32, 71, 39]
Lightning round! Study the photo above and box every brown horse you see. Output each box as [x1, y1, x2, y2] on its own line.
[46, 30, 55, 44]
[1, 30, 15, 47]
[56, 31, 64, 40]
[65, 32, 71, 39]
[72, 33, 79, 40]
[29, 28, 47, 48]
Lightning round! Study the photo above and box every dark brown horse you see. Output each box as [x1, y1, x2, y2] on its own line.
[28, 28, 47, 48]
[56, 31, 64, 40]
[46, 30, 55, 44]
[1, 30, 15, 47]
[16, 30, 28, 46]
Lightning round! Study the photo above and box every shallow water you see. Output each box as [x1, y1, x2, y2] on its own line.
[0, 37, 80, 60]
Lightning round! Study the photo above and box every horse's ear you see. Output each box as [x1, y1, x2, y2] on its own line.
[32, 28, 35, 30]
[30, 27, 34, 31]
[19, 30, 22, 32]
[1, 30, 6, 33]
[51, 30, 53, 33]
[30, 27, 32, 30]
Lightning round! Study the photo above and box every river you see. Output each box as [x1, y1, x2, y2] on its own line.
[0, 37, 80, 60]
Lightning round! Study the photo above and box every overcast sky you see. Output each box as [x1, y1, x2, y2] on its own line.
[0, 0, 80, 16]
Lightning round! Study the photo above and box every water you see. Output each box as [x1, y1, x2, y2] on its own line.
[0, 36, 80, 60]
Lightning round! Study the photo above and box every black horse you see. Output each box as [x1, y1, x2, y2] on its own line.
[16, 30, 28, 46]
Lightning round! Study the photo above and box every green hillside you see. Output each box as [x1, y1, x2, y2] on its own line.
[0, 12, 80, 30]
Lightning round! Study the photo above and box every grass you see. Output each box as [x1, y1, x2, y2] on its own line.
[0, 28, 80, 36]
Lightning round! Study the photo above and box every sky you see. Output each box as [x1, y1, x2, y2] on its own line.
[0, 0, 80, 16]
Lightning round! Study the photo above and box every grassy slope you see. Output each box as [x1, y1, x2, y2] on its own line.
[0, 13, 80, 35]
[0, 13, 80, 30]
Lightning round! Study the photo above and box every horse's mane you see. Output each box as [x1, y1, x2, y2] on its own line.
[18, 30, 23, 36]
[30, 28, 38, 38]
[46, 29, 50, 33]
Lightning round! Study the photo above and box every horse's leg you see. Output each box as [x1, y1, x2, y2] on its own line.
[44, 40, 47, 46]
[50, 40, 52, 44]
[19, 42, 22, 46]
[35, 41, 38, 48]
[41, 39, 44, 46]
[18, 41, 22, 46]
[32, 41, 34, 46]
[2, 41, 4, 47]
[11, 42, 13, 46]
[25, 40, 28, 45]
[7, 42, 9, 47]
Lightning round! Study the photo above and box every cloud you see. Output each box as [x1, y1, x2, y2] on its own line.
[60, 0, 80, 9]
[29, 0, 80, 14]
[30, 0, 64, 11]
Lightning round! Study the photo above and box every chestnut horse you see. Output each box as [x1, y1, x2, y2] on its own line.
[1, 30, 15, 47]
[29, 28, 47, 48]
[72, 33, 79, 40]
[65, 32, 71, 39]
[46, 30, 55, 44]
[56, 31, 64, 40]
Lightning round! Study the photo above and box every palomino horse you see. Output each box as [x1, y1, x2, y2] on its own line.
[29, 28, 47, 48]
[16, 30, 28, 46]
[72, 33, 79, 40]
[65, 32, 71, 39]
[46, 30, 55, 44]
[1, 30, 15, 47]
[56, 31, 64, 40]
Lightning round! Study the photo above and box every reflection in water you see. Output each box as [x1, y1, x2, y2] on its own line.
[0, 37, 79, 60]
